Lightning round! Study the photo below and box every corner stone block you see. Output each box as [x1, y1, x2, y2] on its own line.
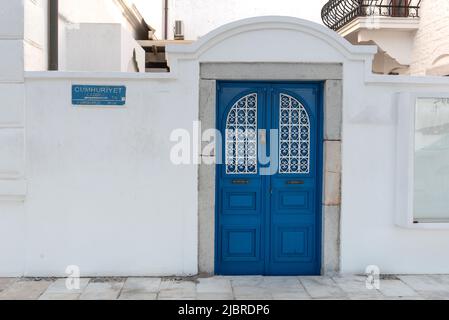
[198, 160, 216, 275]
[324, 80, 342, 141]
[199, 79, 217, 158]
[324, 141, 341, 206]
[323, 205, 341, 275]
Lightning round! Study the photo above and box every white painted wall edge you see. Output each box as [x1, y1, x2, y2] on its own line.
[24, 72, 449, 85]
[366, 74, 449, 85]
[24, 71, 177, 80]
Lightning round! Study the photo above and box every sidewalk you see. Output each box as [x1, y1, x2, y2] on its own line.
[0, 275, 448, 300]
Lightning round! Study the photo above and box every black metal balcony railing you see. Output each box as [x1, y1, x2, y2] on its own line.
[321, 0, 422, 31]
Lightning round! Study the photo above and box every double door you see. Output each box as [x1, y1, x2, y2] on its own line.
[216, 82, 323, 276]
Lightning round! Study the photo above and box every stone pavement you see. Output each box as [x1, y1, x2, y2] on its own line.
[0, 275, 448, 300]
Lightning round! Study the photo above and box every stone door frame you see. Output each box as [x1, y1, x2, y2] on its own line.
[198, 62, 343, 276]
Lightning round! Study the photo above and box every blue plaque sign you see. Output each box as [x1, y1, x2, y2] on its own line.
[72, 85, 126, 106]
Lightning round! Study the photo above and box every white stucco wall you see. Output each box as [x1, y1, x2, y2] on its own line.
[2, 17, 449, 276]
[20, 71, 198, 277]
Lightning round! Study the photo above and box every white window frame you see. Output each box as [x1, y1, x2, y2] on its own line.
[396, 92, 449, 229]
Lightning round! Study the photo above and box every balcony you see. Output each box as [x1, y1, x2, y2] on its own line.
[321, 0, 422, 31]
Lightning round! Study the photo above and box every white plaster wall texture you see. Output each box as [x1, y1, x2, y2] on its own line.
[410, 0, 449, 75]
[22, 73, 198, 277]
[358, 29, 415, 66]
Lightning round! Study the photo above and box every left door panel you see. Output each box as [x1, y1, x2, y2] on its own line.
[216, 83, 267, 275]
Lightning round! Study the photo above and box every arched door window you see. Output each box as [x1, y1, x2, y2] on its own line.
[225, 93, 258, 174]
[279, 93, 310, 174]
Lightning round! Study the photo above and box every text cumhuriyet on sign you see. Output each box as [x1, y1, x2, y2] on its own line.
[72, 85, 126, 106]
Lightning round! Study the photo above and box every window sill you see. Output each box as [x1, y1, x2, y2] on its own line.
[399, 222, 449, 230]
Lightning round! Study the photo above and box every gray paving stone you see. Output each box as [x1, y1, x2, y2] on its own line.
[79, 279, 125, 300]
[0, 279, 53, 300]
[429, 275, 449, 288]
[0, 275, 448, 300]
[197, 278, 232, 294]
[333, 275, 382, 298]
[233, 286, 271, 297]
[230, 276, 264, 287]
[39, 293, 80, 300]
[118, 278, 161, 300]
[272, 292, 311, 300]
[197, 293, 234, 300]
[333, 275, 369, 293]
[398, 275, 449, 293]
[158, 279, 196, 300]
[384, 296, 425, 300]
[119, 292, 157, 300]
[259, 277, 309, 299]
[313, 296, 348, 300]
[122, 278, 161, 293]
[0, 278, 16, 292]
[234, 294, 273, 300]
[43, 278, 90, 294]
[299, 277, 346, 299]
[158, 293, 196, 300]
[261, 277, 302, 289]
[379, 280, 419, 297]
[347, 294, 386, 300]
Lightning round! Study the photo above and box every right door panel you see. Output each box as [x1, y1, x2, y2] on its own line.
[267, 84, 322, 275]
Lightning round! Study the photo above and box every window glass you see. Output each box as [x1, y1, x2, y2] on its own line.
[414, 98, 449, 222]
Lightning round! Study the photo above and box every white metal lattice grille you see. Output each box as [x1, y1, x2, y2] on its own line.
[279, 94, 310, 174]
[225, 93, 258, 175]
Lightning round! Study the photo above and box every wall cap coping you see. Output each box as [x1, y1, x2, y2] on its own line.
[24, 71, 176, 80]
[366, 74, 449, 85]
[338, 16, 420, 37]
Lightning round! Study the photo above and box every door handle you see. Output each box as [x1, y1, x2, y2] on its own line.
[286, 180, 305, 185]
[232, 179, 249, 185]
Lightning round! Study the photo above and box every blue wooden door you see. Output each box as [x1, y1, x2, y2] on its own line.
[216, 82, 322, 276]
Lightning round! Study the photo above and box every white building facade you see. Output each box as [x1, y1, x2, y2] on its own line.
[323, 0, 449, 75]
[1, 2, 449, 277]
[150, 0, 449, 76]
[22, 0, 149, 72]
